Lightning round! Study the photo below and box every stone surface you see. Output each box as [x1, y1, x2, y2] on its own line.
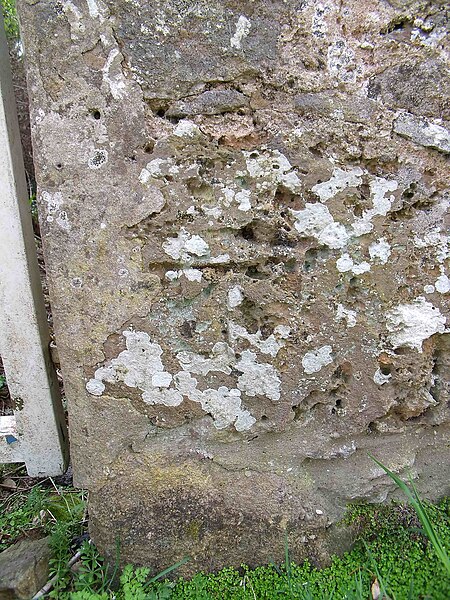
[17, 0, 449, 574]
[0, 537, 50, 599]
[393, 112, 450, 153]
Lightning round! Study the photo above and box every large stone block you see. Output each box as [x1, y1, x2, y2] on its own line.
[0, 537, 50, 599]
[17, 0, 449, 573]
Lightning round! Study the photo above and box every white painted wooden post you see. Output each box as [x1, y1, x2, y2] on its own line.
[0, 13, 69, 475]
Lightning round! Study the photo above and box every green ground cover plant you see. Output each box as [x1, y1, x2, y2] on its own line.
[2, 462, 449, 599]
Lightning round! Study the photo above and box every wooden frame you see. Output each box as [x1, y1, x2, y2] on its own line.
[0, 14, 69, 476]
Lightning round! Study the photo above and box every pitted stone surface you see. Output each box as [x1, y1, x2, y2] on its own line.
[17, 0, 449, 574]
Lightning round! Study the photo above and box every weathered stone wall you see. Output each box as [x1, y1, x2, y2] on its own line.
[17, 0, 449, 572]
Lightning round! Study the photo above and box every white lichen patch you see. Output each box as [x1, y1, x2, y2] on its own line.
[373, 368, 391, 386]
[236, 350, 281, 401]
[227, 286, 244, 309]
[335, 304, 357, 328]
[244, 149, 301, 193]
[413, 229, 449, 264]
[336, 254, 370, 275]
[327, 39, 357, 83]
[369, 238, 391, 265]
[183, 268, 203, 282]
[151, 372, 172, 388]
[88, 148, 108, 170]
[86, 0, 102, 19]
[230, 15, 251, 49]
[302, 346, 333, 374]
[394, 113, 450, 153]
[209, 253, 231, 264]
[220, 187, 252, 212]
[41, 191, 71, 231]
[424, 284, 435, 294]
[292, 203, 350, 249]
[177, 342, 235, 376]
[312, 3, 332, 37]
[102, 48, 127, 100]
[386, 297, 446, 352]
[85, 378, 105, 396]
[435, 274, 450, 294]
[235, 190, 252, 211]
[163, 229, 210, 262]
[351, 177, 398, 237]
[165, 269, 203, 282]
[139, 158, 180, 183]
[86, 332, 258, 431]
[365, 178, 398, 220]
[63, 1, 85, 38]
[86, 330, 167, 397]
[143, 387, 183, 407]
[228, 322, 289, 357]
[173, 120, 201, 138]
[202, 205, 223, 219]
[311, 167, 363, 202]
[165, 270, 179, 282]
[351, 219, 374, 237]
[192, 386, 256, 432]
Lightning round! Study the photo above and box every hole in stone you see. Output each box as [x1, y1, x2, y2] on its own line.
[333, 363, 352, 383]
[402, 185, 416, 199]
[391, 20, 406, 31]
[181, 321, 196, 338]
[156, 109, 166, 118]
[380, 364, 392, 376]
[240, 224, 255, 240]
[261, 415, 268, 421]
[91, 110, 101, 120]
[245, 265, 268, 280]
[335, 398, 342, 408]
[144, 141, 155, 154]
[381, 19, 408, 34]
[56, 163, 63, 170]
[274, 186, 300, 208]
[393, 347, 411, 356]
[272, 231, 297, 248]
[284, 258, 297, 272]
[343, 194, 364, 218]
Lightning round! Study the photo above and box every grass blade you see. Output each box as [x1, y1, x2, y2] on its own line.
[369, 455, 450, 576]
[147, 556, 190, 584]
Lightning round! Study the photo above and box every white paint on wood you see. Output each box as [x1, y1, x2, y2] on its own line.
[0, 415, 17, 436]
[0, 14, 69, 476]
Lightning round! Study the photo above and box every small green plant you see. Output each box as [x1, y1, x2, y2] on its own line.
[0, 0, 20, 41]
[29, 193, 39, 227]
[0, 479, 86, 549]
[0, 374, 6, 389]
[48, 521, 75, 597]
[370, 454, 450, 576]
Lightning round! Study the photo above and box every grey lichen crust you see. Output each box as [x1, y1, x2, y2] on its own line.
[17, 0, 449, 573]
